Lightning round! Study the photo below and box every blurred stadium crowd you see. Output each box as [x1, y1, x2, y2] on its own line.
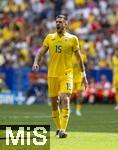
[0, 0, 118, 103]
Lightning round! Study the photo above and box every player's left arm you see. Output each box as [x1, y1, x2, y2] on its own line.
[72, 36, 88, 89]
[74, 50, 88, 89]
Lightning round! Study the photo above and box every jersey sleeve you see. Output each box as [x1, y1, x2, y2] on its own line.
[43, 34, 50, 47]
[72, 36, 80, 52]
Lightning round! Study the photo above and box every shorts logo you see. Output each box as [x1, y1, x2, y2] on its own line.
[66, 83, 72, 90]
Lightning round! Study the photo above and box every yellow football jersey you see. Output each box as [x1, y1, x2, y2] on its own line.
[112, 56, 118, 81]
[43, 32, 80, 78]
[72, 53, 87, 83]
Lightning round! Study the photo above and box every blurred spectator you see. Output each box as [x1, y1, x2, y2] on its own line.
[83, 75, 115, 104]
[96, 75, 115, 103]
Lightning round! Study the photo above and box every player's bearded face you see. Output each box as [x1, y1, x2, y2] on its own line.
[56, 18, 66, 33]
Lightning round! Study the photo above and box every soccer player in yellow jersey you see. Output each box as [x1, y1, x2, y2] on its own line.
[72, 53, 87, 116]
[32, 15, 88, 138]
[112, 49, 118, 110]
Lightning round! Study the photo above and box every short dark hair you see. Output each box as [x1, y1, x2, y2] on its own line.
[56, 15, 68, 21]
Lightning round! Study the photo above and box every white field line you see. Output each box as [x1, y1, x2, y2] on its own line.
[0, 111, 50, 115]
[0, 115, 51, 119]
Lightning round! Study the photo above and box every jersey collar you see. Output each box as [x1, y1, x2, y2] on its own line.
[55, 32, 67, 38]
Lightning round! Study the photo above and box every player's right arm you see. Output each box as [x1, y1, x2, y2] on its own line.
[32, 34, 50, 71]
[32, 45, 48, 71]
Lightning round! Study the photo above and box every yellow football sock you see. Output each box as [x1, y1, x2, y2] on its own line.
[52, 108, 61, 130]
[76, 104, 81, 111]
[115, 91, 118, 105]
[61, 109, 70, 131]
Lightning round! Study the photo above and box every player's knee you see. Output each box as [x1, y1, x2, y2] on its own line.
[51, 97, 59, 110]
[61, 94, 70, 109]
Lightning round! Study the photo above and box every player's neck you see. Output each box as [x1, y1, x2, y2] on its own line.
[57, 30, 66, 37]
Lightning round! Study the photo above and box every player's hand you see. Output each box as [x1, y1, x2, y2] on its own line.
[81, 76, 88, 90]
[32, 63, 39, 71]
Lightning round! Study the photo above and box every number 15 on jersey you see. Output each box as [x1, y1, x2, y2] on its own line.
[55, 45, 62, 53]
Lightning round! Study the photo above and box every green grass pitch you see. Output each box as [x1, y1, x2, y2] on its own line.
[0, 104, 118, 150]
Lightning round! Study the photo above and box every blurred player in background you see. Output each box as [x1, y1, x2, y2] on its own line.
[71, 52, 87, 116]
[32, 15, 88, 138]
[111, 49, 118, 110]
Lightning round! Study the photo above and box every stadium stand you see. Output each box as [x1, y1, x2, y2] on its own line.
[0, 0, 118, 104]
